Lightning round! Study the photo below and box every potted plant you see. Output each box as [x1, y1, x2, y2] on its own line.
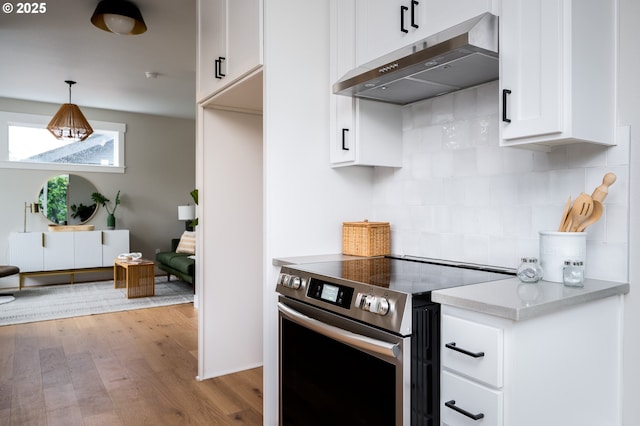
[91, 190, 121, 229]
[190, 189, 198, 228]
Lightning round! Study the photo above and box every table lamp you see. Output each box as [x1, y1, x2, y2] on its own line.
[178, 205, 196, 231]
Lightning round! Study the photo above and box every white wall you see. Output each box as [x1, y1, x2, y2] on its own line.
[262, 1, 374, 424]
[372, 81, 629, 283]
[0, 97, 195, 288]
[620, 0, 640, 423]
[197, 107, 263, 378]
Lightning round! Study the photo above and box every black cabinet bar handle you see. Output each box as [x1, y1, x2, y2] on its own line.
[341, 128, 349, 150]
[411, 1, 419, 28]
[215, 57, 226, 79]
[445, 342, 485, 358]
[219, 57, 226, 77]
[445, 400, 485, 421]
[400, 5, 409, 33]
[502, 89, 512, 123]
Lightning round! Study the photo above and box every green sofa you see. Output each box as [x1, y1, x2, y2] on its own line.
[155, 239, 195, 288]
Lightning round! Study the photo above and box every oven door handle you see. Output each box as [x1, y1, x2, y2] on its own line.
[278, 302, 401, 359]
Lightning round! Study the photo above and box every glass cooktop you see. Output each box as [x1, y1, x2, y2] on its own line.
[287, 256, 515, 296]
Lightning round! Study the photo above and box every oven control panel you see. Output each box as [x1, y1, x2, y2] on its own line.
[307, 279, 354, 309]
[276, 266, 413, 335]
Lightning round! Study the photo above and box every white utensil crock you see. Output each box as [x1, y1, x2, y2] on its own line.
[539, 231, 587, 283]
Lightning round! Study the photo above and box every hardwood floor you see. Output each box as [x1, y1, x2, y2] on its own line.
[0, 304, 263, 425]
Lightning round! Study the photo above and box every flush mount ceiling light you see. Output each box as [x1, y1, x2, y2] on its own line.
[91, 0, 147, 35]
[46, 80, 94, 142]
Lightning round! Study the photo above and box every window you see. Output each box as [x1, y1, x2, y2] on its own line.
[0, 111, 126, 173]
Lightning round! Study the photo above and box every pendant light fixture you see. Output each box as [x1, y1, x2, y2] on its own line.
[46, 81, 94, 142]
[91, 0, 147, 35]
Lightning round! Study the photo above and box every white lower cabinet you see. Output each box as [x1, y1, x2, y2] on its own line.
[440, 296, 622, 425]
[441, 371, 502, 426]
[441, 314, 502, 388]
[441, 311, 504, 426]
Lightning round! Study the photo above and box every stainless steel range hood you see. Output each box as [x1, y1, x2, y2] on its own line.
[333, 13, 499, 105]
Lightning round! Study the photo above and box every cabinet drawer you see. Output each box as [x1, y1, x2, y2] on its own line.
[441, 370, 502, 426]
[441, 314, 503, 387]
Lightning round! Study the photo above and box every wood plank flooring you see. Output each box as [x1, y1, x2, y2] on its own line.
[0, 303, 263, 425]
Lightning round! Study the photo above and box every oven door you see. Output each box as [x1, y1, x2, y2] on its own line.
[278, 297, 410, 426]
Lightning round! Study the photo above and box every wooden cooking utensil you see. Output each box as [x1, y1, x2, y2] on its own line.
[567, 193, 594, 232]
[558, 196, 572, 232]
[591, 172, 617, 203]
[576, 200, 603, 232]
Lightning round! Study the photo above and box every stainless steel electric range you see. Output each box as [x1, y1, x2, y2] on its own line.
[276, 255, 514, 426]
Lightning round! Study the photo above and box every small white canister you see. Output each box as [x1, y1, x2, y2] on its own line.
[538, 231, 586, 283]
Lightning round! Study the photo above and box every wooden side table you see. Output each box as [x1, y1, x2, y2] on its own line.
[113, 259, 155, 298]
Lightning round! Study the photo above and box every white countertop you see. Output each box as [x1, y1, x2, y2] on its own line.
[432, 277, 629, 321]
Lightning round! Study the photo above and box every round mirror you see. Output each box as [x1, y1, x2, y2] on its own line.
[38, 174, 99, 225]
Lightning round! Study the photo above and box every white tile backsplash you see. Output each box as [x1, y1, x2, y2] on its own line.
[372, 81, 629, 280]
[605, 204, 628, 243]
[431, 95, 454, 124]
[453, 88, 477, 120]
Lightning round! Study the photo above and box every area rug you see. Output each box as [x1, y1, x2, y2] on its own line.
[0, 276, 193, 326]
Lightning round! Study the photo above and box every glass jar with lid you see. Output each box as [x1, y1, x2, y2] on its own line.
[563, 260, 584, 287]
[516, 257, 544, 283]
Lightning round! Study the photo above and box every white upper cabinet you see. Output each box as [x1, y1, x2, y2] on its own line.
[197, 0, 224, 101]
[330, 0, 403, 167]
[355, 0, 496, 66]
[227, 1, 262, 83]
[330, 98, 403, 167]
[330, 0, 357, 165]
[499, 0, 616, 150]
[197, 0, 263, 103]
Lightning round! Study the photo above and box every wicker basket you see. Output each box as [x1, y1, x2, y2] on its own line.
[342, 220, 390, 256]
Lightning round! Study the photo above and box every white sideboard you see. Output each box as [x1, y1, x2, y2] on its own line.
[9, 230, 130, 287]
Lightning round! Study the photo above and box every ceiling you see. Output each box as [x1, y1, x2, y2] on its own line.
[0, 0, 197, 119]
